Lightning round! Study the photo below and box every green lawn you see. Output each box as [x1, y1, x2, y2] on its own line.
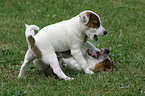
[0, 0, 145, 95]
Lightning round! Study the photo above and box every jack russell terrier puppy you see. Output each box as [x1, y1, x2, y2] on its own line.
[18, 10, 107, 80]
[34, 48, 115, 75]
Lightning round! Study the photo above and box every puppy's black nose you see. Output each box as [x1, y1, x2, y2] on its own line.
[104, 31, 107, 35]
[104, 49, 110, 54]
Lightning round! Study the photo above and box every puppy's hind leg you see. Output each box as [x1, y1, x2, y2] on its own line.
[18, 50, 36, 78]
[42, 51, 74, 80]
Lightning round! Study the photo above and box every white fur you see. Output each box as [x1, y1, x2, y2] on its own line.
[25, 24, 39, 50]
[33, 49, 109, 73]
[79, 10, 101, 25]
[18, 11, 107, 80]
[60, 49, 109, 72]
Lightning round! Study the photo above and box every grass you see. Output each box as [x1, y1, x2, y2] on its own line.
[0, 0, 145, 95]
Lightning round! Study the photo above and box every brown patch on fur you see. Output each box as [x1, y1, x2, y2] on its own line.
[28, 36, 42, 59]
[109, 55, 115, 66]
[94, 55, 115, 72]
[28, 36, 35, 47]
[94, 62, 104, 72]
[86, 12, 100, 28]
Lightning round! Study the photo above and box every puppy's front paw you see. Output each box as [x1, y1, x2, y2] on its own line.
[84, 69, 94, 74]
[65, 77, 74, 80]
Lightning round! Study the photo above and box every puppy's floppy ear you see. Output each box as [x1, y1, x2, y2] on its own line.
[109, 55, 115, 66]
[79, 11, 90, 25]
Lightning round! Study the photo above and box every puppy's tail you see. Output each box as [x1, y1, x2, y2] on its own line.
[25, 23, 39, 38]
[25, 23, 39, 50]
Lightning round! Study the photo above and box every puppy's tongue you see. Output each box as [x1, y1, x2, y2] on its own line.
[89, 50, 98, 59]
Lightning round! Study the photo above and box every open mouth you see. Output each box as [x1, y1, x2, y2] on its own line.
[94, 34, 98, 41]
[87, 48, 110, 59]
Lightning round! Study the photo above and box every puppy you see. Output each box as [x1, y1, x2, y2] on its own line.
[18, 10, 107, 80]
[34, 48, 115, 75]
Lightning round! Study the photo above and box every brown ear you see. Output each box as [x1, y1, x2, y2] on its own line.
[112, 60, 115, 66]
[86, 12, 99, 21]
[94, 62, 104, 72]
[86, 12, 100, 28]
[109, 55, 115, 66]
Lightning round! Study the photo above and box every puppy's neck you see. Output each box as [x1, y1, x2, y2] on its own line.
[69, 15, 88, 43]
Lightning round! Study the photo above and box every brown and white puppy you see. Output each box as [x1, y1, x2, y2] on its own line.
[18, 10, 108, 80]
[34, 48, 115, 74]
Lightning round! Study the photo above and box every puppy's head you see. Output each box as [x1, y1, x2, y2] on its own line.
[94, 56, 115, 72]
[79, 10, 107, 41]
[86, 48, 114, 72]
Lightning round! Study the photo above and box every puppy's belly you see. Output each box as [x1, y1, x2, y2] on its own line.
[53, 43, 69, 52]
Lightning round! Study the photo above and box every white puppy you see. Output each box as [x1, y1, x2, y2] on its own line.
[18, 10, 107, 80]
